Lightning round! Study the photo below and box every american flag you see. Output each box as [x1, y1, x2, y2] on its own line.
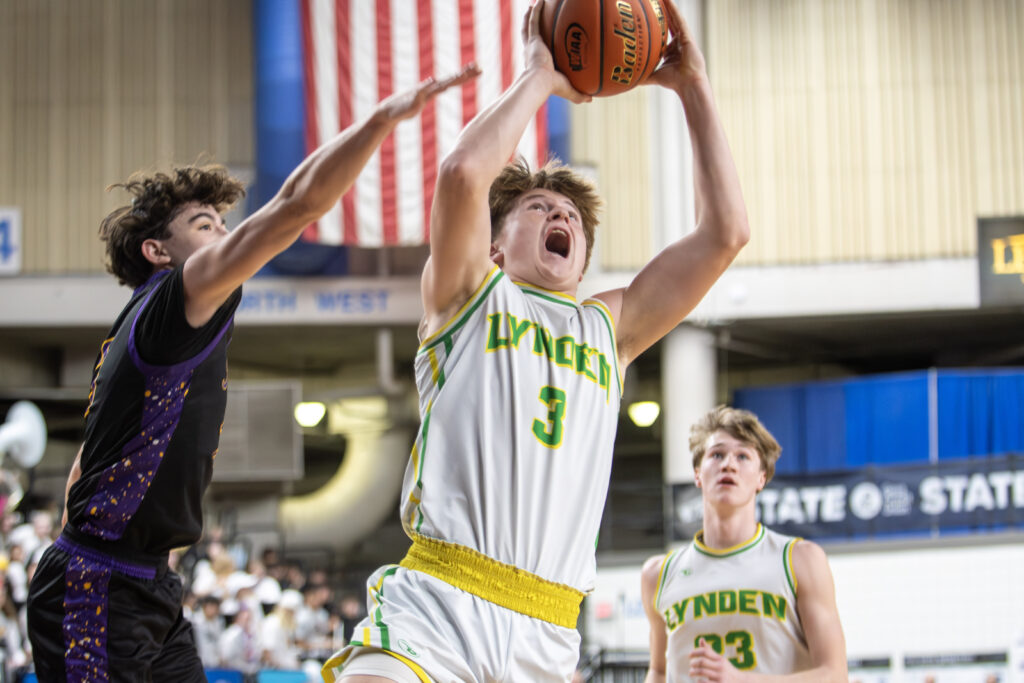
[300, 0, 549, 246]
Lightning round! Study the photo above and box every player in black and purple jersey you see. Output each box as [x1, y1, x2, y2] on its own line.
[26, 65, 478, 683]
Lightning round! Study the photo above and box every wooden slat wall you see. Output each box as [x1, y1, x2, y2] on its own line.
[0, 0, 253, 275]
[571, 88, 655, 271]
[709, 0, 1024, 265]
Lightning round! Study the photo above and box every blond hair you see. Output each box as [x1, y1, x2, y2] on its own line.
[689, 405, 782, 483]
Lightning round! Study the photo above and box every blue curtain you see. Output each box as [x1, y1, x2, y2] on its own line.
[735, 368, 1024, 474]
[844, 372, 930, 466]
[938, 369, 1024, 458]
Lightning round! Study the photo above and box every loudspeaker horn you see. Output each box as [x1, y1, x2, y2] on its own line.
[0, 401, 47, 469]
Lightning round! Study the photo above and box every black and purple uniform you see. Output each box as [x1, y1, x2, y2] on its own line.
[27, 266, 240, 682]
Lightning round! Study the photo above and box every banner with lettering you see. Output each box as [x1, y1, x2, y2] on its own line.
[978, 216, 1024, 305]
[670, 453, 1024, 541]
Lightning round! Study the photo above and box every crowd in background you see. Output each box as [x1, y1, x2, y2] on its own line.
[0, 507, 368, 683]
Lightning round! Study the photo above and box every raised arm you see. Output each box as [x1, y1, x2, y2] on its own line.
[594, 0, 749, 367]
[421, 4, 589, 336]
[640, 554, 669, 683]
[181, 66, 479, 327]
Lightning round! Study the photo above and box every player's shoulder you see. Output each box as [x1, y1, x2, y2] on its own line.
[641, 553, 668, 581]
[789, 537, 832, 591]
[790, 537, 827, 565]
[641, 546, 690, 588]
[640, 553, 669, 608]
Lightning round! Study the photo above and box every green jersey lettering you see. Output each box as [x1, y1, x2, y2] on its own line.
[738, 589, 758, 615]
[717, 590, 737, 614]
[761, 591, 787, 620]
[554, 336, 575, 368]
[693, 592, 717, 618]
[507, 314, 533, 348]
[486, 313, 509, 350]
[532, 324, 554, 358]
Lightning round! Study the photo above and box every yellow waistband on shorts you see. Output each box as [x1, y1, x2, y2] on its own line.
[399, 534, 584, 630]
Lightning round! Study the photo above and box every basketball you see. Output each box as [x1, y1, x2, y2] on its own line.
[539, 0, 669, 97]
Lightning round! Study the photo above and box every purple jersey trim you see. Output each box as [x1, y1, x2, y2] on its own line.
[78, 269, 233, 540]
[77, 364, 193, 539]
[127, 269, 234, 375]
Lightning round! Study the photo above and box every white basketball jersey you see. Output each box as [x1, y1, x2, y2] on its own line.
[404, 266, 622, 591]
[654, 525, 812, 681]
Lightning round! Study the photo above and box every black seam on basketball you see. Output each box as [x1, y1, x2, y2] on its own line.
[597, 0, 605, 95]
[550, 0, 567, 72]
[638, 0, 655, 82]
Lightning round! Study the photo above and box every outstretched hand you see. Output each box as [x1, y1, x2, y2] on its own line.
[644, 0, 708, 92]
[522, 1, 591, 104]
[381, 62, 483, 121]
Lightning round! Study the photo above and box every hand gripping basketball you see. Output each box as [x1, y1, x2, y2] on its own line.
[538, 0, 668, 97]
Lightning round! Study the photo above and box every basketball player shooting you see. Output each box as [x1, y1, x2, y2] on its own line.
[24, 66, 478, 683]
[323, 1, 750, 682]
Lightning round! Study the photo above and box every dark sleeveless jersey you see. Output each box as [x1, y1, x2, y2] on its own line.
[67, 266, 241, 557]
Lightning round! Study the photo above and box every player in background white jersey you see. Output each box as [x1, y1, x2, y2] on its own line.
[641, 407, 847, 683]
[329, 2, 750, 681]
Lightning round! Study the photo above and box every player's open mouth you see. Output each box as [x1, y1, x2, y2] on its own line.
[718, 477, 737, 487]
[545, 228, 570, 258]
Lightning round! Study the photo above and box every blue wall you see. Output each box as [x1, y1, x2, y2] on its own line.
[734, 369, 1024, 475]
[253, 0, 347, 276]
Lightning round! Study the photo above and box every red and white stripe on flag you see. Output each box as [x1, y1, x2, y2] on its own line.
[300, 0, 549, 246]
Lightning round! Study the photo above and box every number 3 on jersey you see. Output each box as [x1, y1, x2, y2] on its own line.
[532, 385, 566, 448]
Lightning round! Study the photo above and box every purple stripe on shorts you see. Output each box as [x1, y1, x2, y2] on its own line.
[62, 549, 113, 682]
[55, 536, 158, 581]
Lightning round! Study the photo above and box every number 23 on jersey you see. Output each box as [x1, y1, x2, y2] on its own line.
[696, 630, 757, 670]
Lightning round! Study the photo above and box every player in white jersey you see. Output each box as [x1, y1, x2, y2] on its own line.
[641, 407, 847, 683]
[324, 2, 750, 682]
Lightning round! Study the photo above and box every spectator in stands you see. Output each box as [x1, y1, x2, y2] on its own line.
[0, 512, 17, 552]
[256, 574, 283, 617]
[336, 593, 364, 644]
[280, 560, 306, 592]
[262, 548, 287, 587]
[193, 551, 236, 599]
[308, 567, 329, 587]
[5, 544, 27, 611]
[9, 511, 54, 568]
[260, 589, 303, 670]
[189, 594, 224, 668]
[0, 570, 28, 677]
[295, 582, 332, 658]
[218, 600, 260, 675]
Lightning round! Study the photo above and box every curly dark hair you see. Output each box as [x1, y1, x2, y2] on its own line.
[99, 166, 246, 288]
[489, 158, 603, 272]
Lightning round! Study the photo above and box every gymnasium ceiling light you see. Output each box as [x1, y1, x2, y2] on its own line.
[293, 401, 327, 428]
[627, 401, 660, 428]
